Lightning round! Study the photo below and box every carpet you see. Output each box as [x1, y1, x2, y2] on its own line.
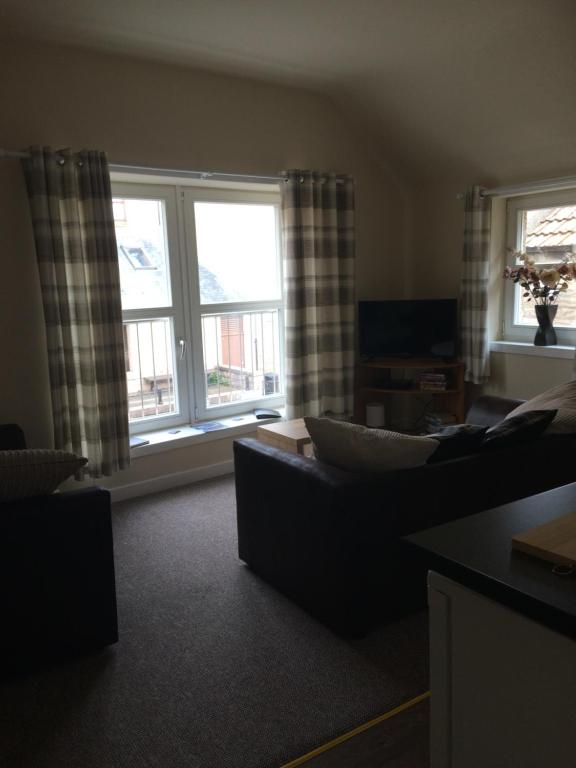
[0, 476, 428, 768]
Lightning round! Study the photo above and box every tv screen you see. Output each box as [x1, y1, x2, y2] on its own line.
[358, 299, 458, 359]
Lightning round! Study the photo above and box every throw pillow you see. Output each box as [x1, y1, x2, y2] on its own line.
[427, 424, 488, 464]
[304, 417, 439, 474]
[505, 380, 576, 434]
[0, 449, 87, 502]
[481, 409, 557, 450]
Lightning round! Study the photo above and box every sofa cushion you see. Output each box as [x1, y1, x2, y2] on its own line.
[505, 380, 576, 434]
[304, 417, 439, 473]
[427, 424, 488, 463]
[482, 409, 557, 450]
[0, 449, 87, 501]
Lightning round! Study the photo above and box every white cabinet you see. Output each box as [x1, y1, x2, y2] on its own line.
[429, 571, 576, 768]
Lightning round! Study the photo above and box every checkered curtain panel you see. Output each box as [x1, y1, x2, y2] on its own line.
[281, 170, 355, 419]
[460, 186, 491, 385]
[22, 147, 130, 478]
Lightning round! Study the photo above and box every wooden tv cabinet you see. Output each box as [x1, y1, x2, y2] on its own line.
[354, 358, 465, 427]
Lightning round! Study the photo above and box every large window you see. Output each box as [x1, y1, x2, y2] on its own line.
[113, 180, 283, 433]
[503, 189, 576, 345]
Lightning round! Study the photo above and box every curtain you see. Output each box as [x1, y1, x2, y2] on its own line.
[22, 146, 130, 477]
[460, 185, 491, 385]
[281, 170, 355, 419]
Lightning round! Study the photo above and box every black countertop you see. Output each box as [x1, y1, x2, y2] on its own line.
[406, 482, 576, 638]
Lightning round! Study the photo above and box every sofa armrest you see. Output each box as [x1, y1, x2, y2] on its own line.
[0, 486, 118, 667]
[466, 395, 525, 427]
[234, 437, 362, 555]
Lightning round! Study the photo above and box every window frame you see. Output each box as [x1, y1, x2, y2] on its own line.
[112, 177, 285, 433]
[181, 186, 284, 420]
[113, 183, 191, 434]
[503, 188, 576, 346]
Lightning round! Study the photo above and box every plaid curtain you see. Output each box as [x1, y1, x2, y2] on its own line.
[281, 170, 355, 419]
[22, 147, 130, 477]
[460, 186, 491, 385]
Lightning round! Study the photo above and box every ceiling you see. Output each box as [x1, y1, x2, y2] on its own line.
[2, 0, 576, 182]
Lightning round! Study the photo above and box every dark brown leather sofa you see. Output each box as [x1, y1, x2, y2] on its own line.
[234, 396, 576, 634]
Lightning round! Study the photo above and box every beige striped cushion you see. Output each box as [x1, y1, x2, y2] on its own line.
[505, 380, 576, 434]
[304, 417, 439, 473]
[0, 450, 87, 501]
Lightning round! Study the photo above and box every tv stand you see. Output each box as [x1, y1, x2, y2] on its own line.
[354, 357, 465, 428]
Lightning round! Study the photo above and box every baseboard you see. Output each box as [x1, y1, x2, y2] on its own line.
[108, 460, 234, 503]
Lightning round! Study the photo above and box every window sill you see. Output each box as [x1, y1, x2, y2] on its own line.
[128, 410, 285, 459]
[490, 341, 575, 360]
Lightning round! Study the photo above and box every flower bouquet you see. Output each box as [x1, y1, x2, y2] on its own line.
[503, 251, 576, 345]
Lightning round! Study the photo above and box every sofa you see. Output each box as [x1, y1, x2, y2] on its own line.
[0, 424, 118, 673]
[234, 396, 576, 633]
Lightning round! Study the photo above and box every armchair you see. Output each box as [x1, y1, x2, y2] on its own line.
[0, 424, 118, 673]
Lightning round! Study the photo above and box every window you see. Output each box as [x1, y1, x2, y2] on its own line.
[503, 189, 576, 345]
[112, 180, 284, 433]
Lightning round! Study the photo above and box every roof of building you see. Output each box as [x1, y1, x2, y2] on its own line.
[526, 206, 576, 249]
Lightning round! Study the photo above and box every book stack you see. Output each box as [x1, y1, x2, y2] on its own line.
[417, 372, 447, 391]
[425, 411, 458, 433]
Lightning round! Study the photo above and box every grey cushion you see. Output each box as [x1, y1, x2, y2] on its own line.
[427, 424, 488, 463]
[0, 449, 87, 501]
[505, 380, 576, 434]
[483, 409, 557, 449]
[304, 417, 439, 474]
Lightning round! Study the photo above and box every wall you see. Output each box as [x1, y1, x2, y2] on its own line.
[0, 39, 405, 491]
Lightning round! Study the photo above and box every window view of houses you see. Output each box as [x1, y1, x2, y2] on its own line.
[114, 196, 282, 424]
[202, 310, 281, 408]
[518, 205, 576, 327]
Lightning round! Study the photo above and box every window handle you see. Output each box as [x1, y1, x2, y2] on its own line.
[178, 338, 187, 360]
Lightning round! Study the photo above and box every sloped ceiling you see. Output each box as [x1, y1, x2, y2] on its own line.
[2, 0, 576, 182]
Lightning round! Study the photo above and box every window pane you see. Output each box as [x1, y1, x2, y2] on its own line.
[114, 198, 172, 310]
[520, 205, 576, 263]
[517, 282, 576, 328]
[515, 205, 576, 328]
[124, 319, 178, 421]
[202, 311, 281, 408]
[194, 202, 280, 304]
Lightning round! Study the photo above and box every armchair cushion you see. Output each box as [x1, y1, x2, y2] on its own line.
[427, 424, 488, 463]
[304, 417, 439, 473]
[505, 380, 576, 433]
[482, 409, 557, 449]
[0, 449, 87, 501]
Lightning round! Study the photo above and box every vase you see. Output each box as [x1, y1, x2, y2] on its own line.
[534, 305, 558, 346]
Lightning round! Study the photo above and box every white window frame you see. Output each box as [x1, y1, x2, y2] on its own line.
[503, 188, 576, 346]
[181, 186, 284, 420]
[112, 177, 285, 433]
[113, 183, 191, 434]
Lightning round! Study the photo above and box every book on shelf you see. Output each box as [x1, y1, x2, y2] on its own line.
[419, 382, 447, 391]
[418, 373, 447, 381]
[417, 372, 447, 390]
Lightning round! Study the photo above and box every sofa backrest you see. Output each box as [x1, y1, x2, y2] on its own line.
[465, 395, 525, 427]
[0, 424, 26, 450]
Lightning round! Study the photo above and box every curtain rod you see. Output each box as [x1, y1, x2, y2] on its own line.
[0, 149, 283, 183]
[109, 163, 283, 185]
[0, 149, 346, 185]
[0, 149, 29, 160]
[457, 173, 576, 200]
[109, 163, 346, 184]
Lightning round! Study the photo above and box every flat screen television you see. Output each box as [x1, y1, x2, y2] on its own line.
[358, 299, 458, 359]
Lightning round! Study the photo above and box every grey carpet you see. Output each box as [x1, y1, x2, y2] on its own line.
[0, 475, 428, 768]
